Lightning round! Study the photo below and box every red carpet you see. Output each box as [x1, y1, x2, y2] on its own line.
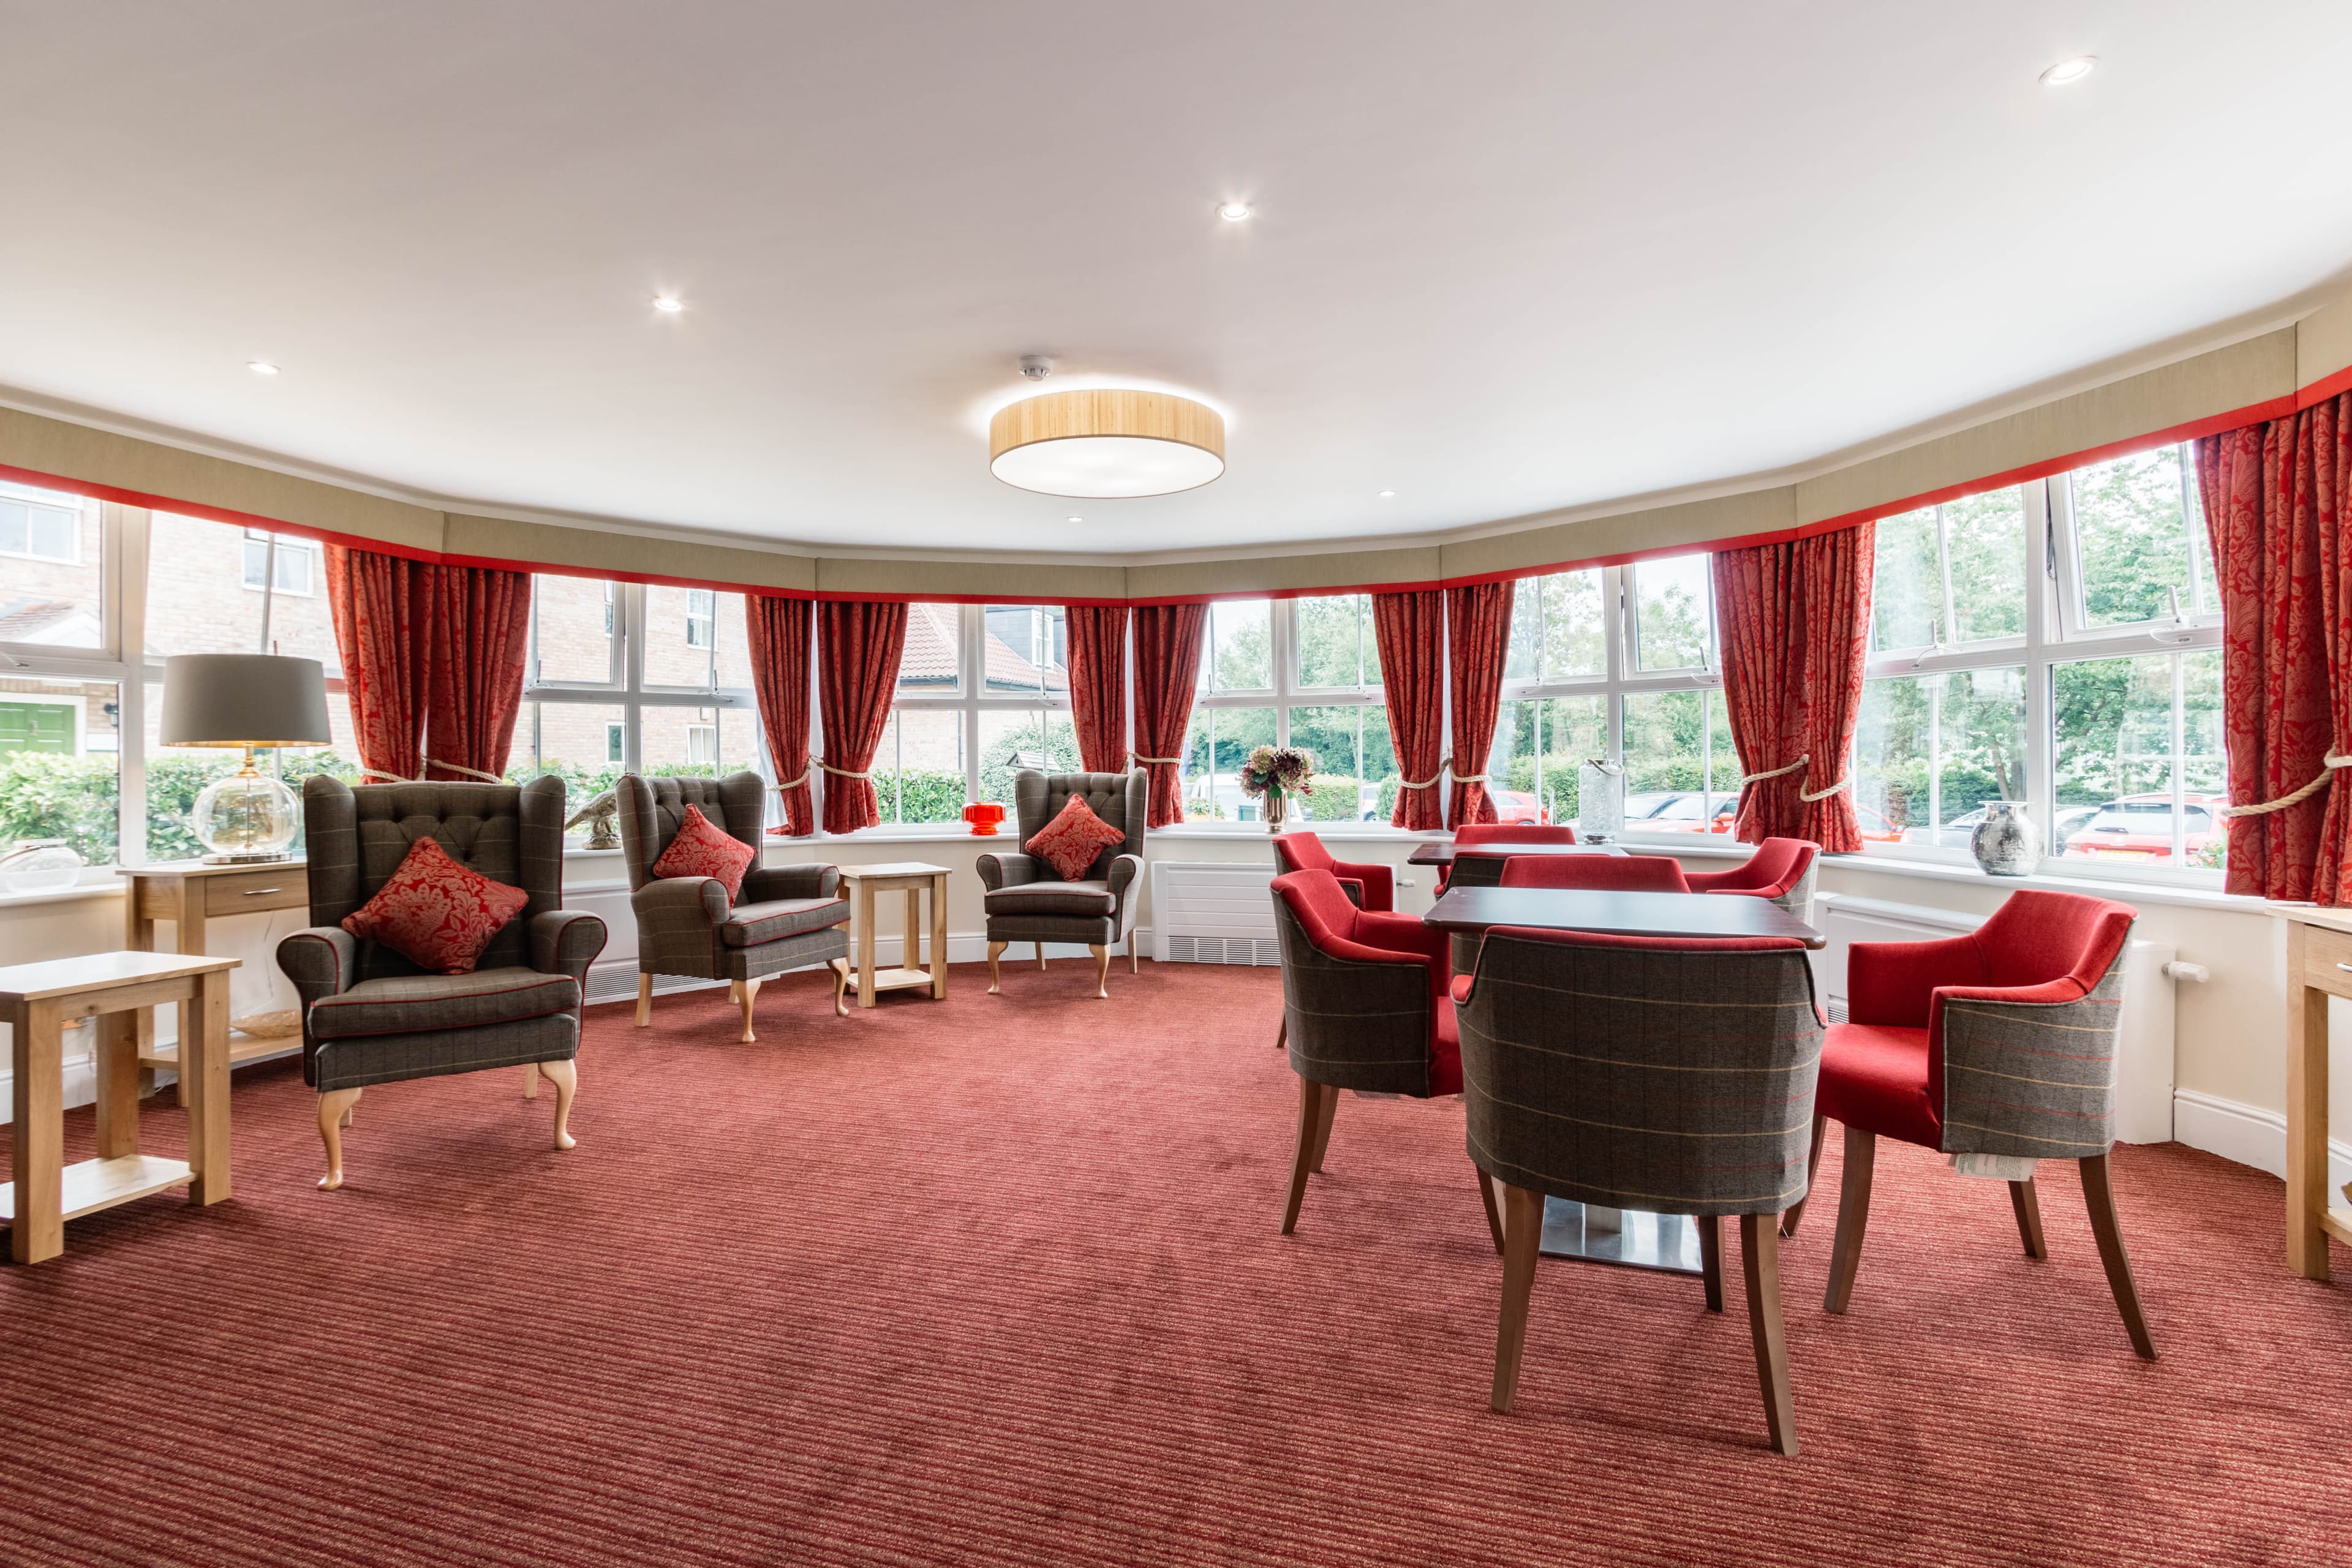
[2, 960, 2347, 1567]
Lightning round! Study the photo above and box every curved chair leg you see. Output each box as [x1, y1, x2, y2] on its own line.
[1275, 1017, 1287, 1054]
[635, 973, 653, 1027]
[316, 1088, 363, 1191]
[1823, 1125, 1875, 1313]
[1477, 1169, 1504, 1256]
[1698, 1215, 1724, 1312]
[522, 1061, 541, 1100]
[1490, 1184, 1544, 1413]
[1037, 943, 1047, 970]
[1089, 944, 1111, 999]
[1308, 1082, 1338, 1173]
[1281, 1074, 1322, 1234]
[986, 941, 1006, 994]
[540, 1058, 578, 1151]
[2080, 1154, 2157, 1360]
[1741, 1214, 1800, 1457]
[2009, 1177, 2048, 1259]
[1782, 1114, 1828, 1237]
[1129, 942, 1139, 974]
[734, 978, 760, 1044]
[830, 959, 850, 1017]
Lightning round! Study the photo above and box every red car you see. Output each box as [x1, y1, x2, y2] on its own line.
[2061, 794, 2226, 862]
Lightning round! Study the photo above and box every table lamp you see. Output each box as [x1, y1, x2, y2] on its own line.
[159, 654, 331, 863]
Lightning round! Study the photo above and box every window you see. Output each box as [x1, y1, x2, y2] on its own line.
[874, 603, 1074, 826]
[605, 722, 625, 763]
[0, 489, 81, 562]
[1495, 557, 1733, 835]
[241, 529, 315, 595]
[0, 677, 121, 866]
[1858, 451, 2225, 880]
[685, 589, 716, 649]
[0, 480, 104, 651]
[1180, 595, 1392, 823]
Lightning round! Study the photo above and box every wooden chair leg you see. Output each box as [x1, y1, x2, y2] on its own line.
[1490, 1184, 1544, 1413]
[1741, 1213, 1800, 1457]
[1698, 1215, 1724, 1312]
[987, 941, 1006, 994]
[1037, 942, 1047, 970]
[1308, 1082, 1338, 1172]
[831, 958, 850, 1017]
[316, 1088, 363, 1191]
[2080, 1154, 2157, 1360]
[2009, 1177, 2048, 1259]
[1823, 1125, 1875, 1314]
[1477, 1169, 1504, 1256]
[1275, 1017, 1287, 1054]
[1281, 1074, 1322, 1235]
[1089, 943, 1111, 999]
[735, 978, 760, 1044]
[634, 973, 653, 1027]
[1129, 943, 1139, 974]
[522, 1061, 540, 1100]
[1782, 1113, 1828, 1237]
[539, 1058, 578, 1150]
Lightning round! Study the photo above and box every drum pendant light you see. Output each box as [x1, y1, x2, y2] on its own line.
[989, 388, 1226, 498]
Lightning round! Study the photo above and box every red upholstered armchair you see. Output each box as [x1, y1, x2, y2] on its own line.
[1439, 821, 1577, 893]
[1270, 831, 1395, 912]
[1684, 837, 1819, 921]
[1268, 868, 1499, 1247]
[1796, 889, 2154, 1359]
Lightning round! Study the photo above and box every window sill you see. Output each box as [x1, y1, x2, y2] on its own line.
[1814, 850, 2260, 913]
[0, 875, 127, 911]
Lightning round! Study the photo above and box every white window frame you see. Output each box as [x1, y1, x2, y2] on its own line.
[0, 482, 87, 565]
[241, 527, 316, 596]
[1180, 595, 1393, 826]
[869, 602, 1072, 830]
[1857, 449, 2224, 886]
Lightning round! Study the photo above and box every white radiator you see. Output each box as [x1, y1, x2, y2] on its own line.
[1811, 892, 2178, 1145]
[1152, 862, 1281, 966]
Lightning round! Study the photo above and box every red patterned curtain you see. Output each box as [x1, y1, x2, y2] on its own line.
[1445, 582, 1515, 827]
[1374, 590, 1446, 830]
[1711, 525, 1875, 850]
[2197, 394, 2352, 903]
[816, 599, 910, 834]
[1066, 605, 1131, 774]
[747, 594, 815, 836]
[323, 544, 428, 783]
[421, 564, 532, 782]
[1133, 604, 1207, 827]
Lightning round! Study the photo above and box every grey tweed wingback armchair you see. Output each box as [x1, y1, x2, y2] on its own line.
[276, 775, 606, 1191]
[976, 768, 1148, 999]
[617, 771, 852, 1042]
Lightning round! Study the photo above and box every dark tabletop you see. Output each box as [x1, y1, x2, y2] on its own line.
[1422, 886, 1826, 948]
[1406, 840, 1632, 866]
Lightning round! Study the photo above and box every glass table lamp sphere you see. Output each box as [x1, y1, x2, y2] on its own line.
[191, 765, 303, 860]
[0, 839, 84, 894]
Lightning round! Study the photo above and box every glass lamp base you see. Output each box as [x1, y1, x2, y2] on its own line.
[191, 767, 303, 862]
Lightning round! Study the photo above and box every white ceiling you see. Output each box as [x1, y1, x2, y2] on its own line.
[6, 2, 2352, 557]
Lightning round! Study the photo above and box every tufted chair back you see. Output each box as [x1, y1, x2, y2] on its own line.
[1011, 769, 1148, 881]
[617, 772, 766, 897]
[302, 774, 565, 982]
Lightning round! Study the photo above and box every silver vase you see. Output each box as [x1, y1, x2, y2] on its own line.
[1970, 801, 2041, 876]
[1264, 789, 1289, 834]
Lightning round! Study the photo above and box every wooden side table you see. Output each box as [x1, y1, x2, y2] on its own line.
[834, 863, 949, 1008]
[2283, 908, 2352, 1280]
[0, 951, 239, 1264]
[124, 859, 309, 1102]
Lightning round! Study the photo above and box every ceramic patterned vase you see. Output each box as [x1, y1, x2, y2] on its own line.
[1970, 801, 2041, 876]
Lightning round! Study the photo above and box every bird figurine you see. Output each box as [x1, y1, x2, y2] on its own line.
[563, 788, 622, 850]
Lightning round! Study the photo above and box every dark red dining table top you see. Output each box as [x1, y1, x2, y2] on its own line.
[1421, 886, 1826, 949]
[1405, 840, 1631, 866]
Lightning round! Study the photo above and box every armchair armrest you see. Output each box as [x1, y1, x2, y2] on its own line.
[1932, 971, 2124, 1159]
[631, 875, 730, 929]
[1845, 933, 1986, 1028]
[1332, 859, 1395, 913]
[1354, 910, 1452, 1016]
[744, 862, 840, 902]
[1106, 854, 1143, 937]
[529, 909, 609, 981]
[977, 851, 1039, 892]
[277, 926, 357, 1005]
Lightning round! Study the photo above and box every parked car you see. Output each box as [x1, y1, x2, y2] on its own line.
[1486, 787, 1548, 824]
[2060, 794, 2226, 862]
[1932, 802, 2100, 853]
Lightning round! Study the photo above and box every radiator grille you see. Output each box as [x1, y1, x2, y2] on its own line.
[1163, 934, 1281, 967]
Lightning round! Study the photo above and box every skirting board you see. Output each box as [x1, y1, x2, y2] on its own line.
[2173, 1089, 2352, 1197]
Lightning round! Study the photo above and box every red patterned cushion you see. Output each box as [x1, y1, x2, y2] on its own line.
[341, 835, 530, 976]
[1025, 793, 1126, 882]
[650, 804, 755, 902]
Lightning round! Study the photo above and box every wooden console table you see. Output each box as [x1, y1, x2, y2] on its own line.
[124, 859, 309, 1101]
[0, 951, 238, 1264]
[834, 863, 949, 1008]
[2284, 908, 2352, 1280]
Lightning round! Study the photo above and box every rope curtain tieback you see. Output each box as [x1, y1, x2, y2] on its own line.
[424, 758, 503, 783]
[2220, 750, 2352, 818]
[768, 764, 812, 793]
[359, 766, 412, 783]
[1400, 755, 1453, 792]
[1738, 752, 1848, 803]
[1133, 754, 1182, 765]
[1798, 774, 1852, 802]
[814, 756, 873, 781]
[1740, 755, 1809, 786]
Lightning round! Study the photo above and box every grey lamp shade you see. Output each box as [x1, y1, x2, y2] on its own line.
[159, 654, 332, 747]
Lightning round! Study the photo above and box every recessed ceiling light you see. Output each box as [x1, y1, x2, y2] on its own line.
[1217, 201, 1252, 222]
[651, 295, 685, 313]
[2040, 56, 2097, 86]
[1066, 516, 1084, 524]
[246, 361, 279, 375]
[1378, 489, 1396, 499]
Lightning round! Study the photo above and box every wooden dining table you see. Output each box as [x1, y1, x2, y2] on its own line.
[1425, 883, 1826, 1275]
[1405, 840, 1629, 867]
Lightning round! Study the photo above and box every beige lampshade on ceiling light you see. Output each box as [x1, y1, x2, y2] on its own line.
[989, 389, 1225, 498]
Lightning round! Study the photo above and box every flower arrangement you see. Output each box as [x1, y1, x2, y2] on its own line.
[1238, 745, 1317, 801]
